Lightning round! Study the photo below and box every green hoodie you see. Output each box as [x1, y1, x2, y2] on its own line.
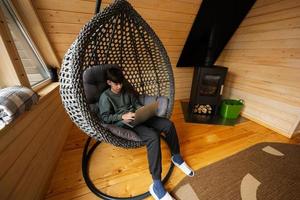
[98, 88, 142, 127]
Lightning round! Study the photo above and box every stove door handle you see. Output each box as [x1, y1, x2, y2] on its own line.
[220, 84, 224, 95]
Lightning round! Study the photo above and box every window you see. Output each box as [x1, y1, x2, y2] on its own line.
[0, 0, 50, 87]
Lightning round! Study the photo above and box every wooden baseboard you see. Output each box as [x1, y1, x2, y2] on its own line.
[241, 112, 292, 138]
[291, 130, 300, 138]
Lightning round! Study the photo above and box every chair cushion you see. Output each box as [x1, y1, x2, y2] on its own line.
[89, 103, 100, 116]
[83, 64, 113, 104]
[102, 123, 142, 142]
[139, 95, 169, 117]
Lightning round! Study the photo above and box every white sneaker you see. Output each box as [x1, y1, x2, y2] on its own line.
[171, 157, 195, 177]
[149, 183, 175, 200]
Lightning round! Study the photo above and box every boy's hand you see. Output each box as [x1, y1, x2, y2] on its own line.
[122, 112, 135, 122]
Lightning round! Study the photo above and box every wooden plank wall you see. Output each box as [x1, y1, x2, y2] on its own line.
[31, 0, 300, 137]
[216, 0, 300, 137]
[32, 0, 202, 100]
[0, 86, 73, 200]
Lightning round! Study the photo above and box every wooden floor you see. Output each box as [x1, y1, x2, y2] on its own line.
[44, 100, 300, 200]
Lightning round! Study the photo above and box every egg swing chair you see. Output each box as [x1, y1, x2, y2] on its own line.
[59, 0, 175, 199]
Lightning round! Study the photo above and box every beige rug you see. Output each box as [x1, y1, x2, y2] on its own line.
[172, 142, 300, 200]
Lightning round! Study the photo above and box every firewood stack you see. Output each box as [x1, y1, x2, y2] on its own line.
[193, 104, 212, 114]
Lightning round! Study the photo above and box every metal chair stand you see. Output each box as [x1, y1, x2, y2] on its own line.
[82, 136, 175, 200]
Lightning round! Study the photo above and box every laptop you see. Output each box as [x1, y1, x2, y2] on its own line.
[122, 101, 158, 128]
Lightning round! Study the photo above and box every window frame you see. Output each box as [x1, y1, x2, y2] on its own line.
[1, 0, 51, 89]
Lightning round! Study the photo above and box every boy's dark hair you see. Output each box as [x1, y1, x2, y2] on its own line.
[106, 67, 124, 84]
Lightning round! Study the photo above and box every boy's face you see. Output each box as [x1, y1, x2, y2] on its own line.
[107, 80, 123, 94]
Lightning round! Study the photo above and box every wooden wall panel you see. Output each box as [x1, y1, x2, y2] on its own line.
[32, 0, 202, 100]
[30, 0, 300, 137]
[216, 0, 300, 138]
[0, 86, 73, 200]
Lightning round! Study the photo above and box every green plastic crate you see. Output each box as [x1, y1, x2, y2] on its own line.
[220, 99, 244, 119]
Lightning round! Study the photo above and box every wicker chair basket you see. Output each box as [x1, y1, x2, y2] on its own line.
[59, 0, 174, 148]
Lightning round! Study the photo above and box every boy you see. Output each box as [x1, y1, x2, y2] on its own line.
[99, 67, 194, 200]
